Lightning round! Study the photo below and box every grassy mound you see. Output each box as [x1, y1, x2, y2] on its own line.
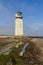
[0, 41, 43, 65]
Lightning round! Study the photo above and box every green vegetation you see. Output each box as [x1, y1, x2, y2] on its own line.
[0, 44, 24, 65]
[0, 41, 43, 65]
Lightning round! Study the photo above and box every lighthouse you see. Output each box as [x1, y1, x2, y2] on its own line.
[15, 11, 23, 36]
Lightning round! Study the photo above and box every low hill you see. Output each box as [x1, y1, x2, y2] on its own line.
[0, 39, 43, 65]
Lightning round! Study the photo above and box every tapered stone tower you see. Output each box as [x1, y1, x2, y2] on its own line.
[15, 11, 23, 36]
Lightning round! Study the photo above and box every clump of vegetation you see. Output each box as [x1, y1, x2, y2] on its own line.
[0, 40, 43, 65]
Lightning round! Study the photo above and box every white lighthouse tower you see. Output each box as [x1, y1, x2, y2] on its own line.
[15, 11, 23, 36]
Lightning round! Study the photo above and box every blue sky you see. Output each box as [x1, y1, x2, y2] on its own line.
[0, 0, 43, 36]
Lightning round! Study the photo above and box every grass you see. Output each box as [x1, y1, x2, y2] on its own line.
[0, 40, 43, 65]
[0, 44, 24, 65]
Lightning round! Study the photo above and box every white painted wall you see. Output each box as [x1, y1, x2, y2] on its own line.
[15, 14, 23, 36]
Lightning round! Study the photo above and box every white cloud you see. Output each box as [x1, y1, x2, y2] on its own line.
[0, 3, 14, 35]
[24, 22, 43, 36]
[0, 3, 14, 26]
